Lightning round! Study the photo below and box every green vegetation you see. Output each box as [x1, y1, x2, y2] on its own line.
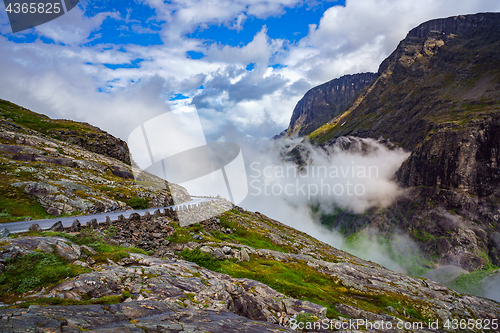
[37, 229, 149, 262]
[167, 210, 293, 253]
[127, 196, 150, 209]
[344, 231, 431, 277]
[448, 266, 498, 296]
[180, 248, 222, 271]
[0, 99, 96, 137]
[293, 312, 320, 327]
[0, 228, 154, 306]
[0, 182, 52, 223]
[0, 251, 89, 295]
[182, 247, 433, 322]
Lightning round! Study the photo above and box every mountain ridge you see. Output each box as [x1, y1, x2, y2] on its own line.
[276, 72, 378, 138]
[278, 12, 500, 279]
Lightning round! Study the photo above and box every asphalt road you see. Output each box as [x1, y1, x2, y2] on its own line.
[1, 196, 214, 233]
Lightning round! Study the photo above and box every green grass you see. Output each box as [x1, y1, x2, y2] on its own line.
[180, 248, 222, 271]
[179, 246, 433, 322]
[0, 99, 96, 137]
[0, 181, 52, 223]
[216, 213, 291, 252]
[38, 229, 149, 262]
[0, 251, 90, 296]
[448, 266, 498, 295]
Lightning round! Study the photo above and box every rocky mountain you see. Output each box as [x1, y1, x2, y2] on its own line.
[276, 73, 377, 138]
[0, 100, 190, 222]
[281, 13, 500, 282]
[1, 203, 499, 332]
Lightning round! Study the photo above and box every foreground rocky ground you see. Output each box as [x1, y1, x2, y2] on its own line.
[0, 202, 498, 332]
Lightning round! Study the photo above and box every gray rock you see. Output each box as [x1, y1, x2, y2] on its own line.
[55, 241, 81, 262]
[50, 221, 64, 232]
[70, 219, 81, 232]
[0, 301, 295, 332]
[105, 216, 112, 225]
[46, 207, 60, 216]
[0, 227, 10, 238]
[222, 246, 232, 255]
[129, 213, 141, 222]
[81, 245, 97, 255]
[29, 223, 42, 232]
[88, 218, 98, 229]
[240, 249, 250, 262]
[212, 248, 224, 259]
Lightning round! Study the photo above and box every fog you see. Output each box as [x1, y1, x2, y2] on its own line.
[236, 137, 423, 272]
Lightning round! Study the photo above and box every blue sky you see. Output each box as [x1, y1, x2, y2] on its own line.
[0, 0, 499, 145]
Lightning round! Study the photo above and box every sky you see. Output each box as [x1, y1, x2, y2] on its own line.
[0, 0, 499, 145]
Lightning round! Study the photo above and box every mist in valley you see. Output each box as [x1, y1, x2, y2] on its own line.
[238, 137, 425, 274]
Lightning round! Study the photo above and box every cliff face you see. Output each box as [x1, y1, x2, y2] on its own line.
[283, 13, 500, 271]
[282, 73, 377, 137]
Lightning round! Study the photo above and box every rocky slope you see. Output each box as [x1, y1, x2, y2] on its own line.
[0, 100, 190, 222]
[276, 73, 377, 138]
[281, 13, 500, 277]
[0, 99, 130, 165]
[1, 204, 499, 332]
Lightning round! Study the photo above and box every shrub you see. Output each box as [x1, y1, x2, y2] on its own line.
[127, 197, 149, 209]
[181, 248, 222, 271]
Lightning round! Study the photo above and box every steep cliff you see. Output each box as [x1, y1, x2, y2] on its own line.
[279, 73, 377, 137]
[283, 13, 500, 272]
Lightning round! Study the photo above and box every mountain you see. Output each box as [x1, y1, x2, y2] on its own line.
[281, 13, 500, 278]
[276, 73, 377, 138]
[0, 99, 190, 222]
[0, 99, 498, 332]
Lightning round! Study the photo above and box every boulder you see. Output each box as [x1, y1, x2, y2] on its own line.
[86, 219, 98, 229]
[29, 224, 42, 232]
[240, 249, 250, 262]
[129, 213, 141, 222]
[70, 220, 81, 232]
[50, 221, 64, 232]
[222, 246, 232, 255]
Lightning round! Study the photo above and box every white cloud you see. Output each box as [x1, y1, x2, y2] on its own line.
[285, 0, 500, 82]
[0, 0, 499, 146]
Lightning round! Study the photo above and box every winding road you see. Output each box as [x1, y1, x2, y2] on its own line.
[1, 196, 214, 234]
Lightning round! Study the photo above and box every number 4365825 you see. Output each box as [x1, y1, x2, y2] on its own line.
[5, 2, 61, 14]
